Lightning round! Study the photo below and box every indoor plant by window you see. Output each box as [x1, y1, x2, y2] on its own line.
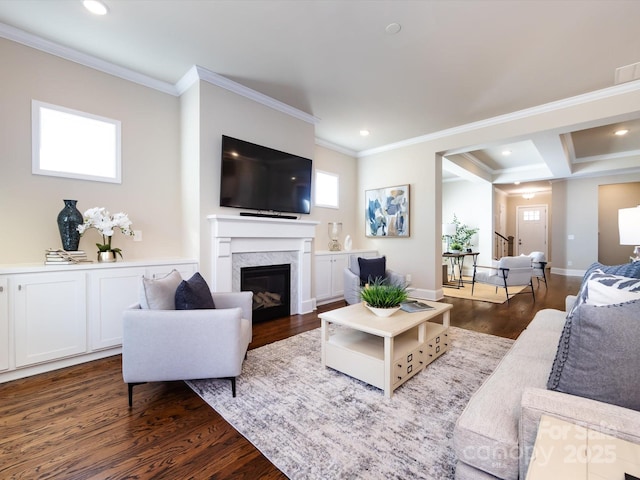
[360, 277, 408, 317]
[77, 207, 133, 262]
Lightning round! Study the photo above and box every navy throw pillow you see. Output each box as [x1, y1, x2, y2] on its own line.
[175, 272, 215, 310]
[358, 256, 386, 286]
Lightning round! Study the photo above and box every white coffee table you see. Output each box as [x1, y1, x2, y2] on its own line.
[319, 301, 452, 397]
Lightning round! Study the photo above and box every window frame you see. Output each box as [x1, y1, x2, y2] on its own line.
[314, 170, 339, 209]
[32, 100, 122, 183]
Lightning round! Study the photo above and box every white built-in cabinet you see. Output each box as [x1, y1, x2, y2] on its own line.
[0, 259, 197, 383]
[315, 250, 377, 305]
[0, 278, 8, 371]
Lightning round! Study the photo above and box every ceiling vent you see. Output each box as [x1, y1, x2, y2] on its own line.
[615, 61, 640, 84]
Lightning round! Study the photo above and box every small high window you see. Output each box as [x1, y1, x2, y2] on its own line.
[32, 100, 121, 183]
[315, 170, 339, 208]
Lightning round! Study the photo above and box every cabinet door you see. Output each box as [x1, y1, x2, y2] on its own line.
[0, 277, 8, 371]
[314, 255, 333, 301]
[88, 267, 146, 350]
[331, 254, 348, 297]
[14, 272, 87, 367]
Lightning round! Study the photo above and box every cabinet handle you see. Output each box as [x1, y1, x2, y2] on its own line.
[18, 285, 22, 291]
[0, 286, 3, 292]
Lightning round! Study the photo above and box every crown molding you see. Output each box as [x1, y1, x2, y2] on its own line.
[315, 138, 357, 157]
[358, 79, 640, 158]
[178, 65, 320, 126]
[0, 22, 319, 126]
[0, 22, 178, 95]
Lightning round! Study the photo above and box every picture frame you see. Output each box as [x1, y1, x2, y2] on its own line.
[365, 184, 410, 237]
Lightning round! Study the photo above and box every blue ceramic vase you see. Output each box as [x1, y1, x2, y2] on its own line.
[56, 199, 83, 251]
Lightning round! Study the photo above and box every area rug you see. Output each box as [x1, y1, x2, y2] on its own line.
[443, 276, 527, 303]
[187, 326, 513, 479]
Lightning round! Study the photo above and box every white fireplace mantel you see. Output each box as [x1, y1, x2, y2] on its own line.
[208, 215, 319, 315]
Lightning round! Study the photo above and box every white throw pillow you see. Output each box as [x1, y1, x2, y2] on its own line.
[585, 279, 640, 306]
[139, 269, 182, 310]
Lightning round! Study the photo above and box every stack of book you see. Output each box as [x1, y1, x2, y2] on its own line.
[45, 249, 93, 265]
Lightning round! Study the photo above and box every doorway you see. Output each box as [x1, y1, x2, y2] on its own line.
[516, 204, 548, 258]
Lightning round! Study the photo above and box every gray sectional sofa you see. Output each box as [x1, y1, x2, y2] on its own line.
[453, 294, 640, 479]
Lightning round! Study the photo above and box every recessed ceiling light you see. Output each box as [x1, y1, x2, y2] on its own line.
[83, 0, 108, 15]
[514, 181, 521, 185]
[614, 129, 629, 136]
[360, 129, 370, 137]
[502, 150, 512, 156]
[385, 23, 402, 35]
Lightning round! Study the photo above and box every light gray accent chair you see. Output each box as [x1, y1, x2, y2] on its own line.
[528, 251, 547, 288]
[343, 255, 407, 305]
[471, 256, 535, 304]
[122, 291, 253, 406]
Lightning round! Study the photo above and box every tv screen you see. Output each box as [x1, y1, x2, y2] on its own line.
[220, 135, 312, 215]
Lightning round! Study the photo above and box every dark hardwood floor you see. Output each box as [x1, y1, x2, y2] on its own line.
[0, 272, 581, 479]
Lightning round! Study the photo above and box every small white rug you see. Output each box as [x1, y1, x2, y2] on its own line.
[187, 327, 513, 479]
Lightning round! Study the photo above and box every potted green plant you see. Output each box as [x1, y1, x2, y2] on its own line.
[360, 277, 409, 317]
[449, 214, 479, 250]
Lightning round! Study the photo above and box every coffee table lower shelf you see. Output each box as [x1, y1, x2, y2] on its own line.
[319, 302, 452, 397]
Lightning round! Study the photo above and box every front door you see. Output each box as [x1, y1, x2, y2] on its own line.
[516, 205, 548, 258]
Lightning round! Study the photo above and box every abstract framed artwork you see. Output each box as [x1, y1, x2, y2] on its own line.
[365, 184, 410, 237]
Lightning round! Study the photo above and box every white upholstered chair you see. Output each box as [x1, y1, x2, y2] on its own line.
[529, 251, 548, 288]
[122, 291, 253, 406]
[471, 256, 535, 304]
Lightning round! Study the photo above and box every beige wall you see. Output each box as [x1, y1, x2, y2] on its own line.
[359, 86, 640, 298]
[311, 145, 359, 252]
[1, 37, 360, 279]
[598, 182, 640, 264]
[0, 38, 182, 264]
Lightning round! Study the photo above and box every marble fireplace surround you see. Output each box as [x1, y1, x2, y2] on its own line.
[208, 215, 319, 315]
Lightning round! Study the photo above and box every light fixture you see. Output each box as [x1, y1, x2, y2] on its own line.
[360, 129, 370, 137]
[615, 129, 629, 136]
[618, 206, 640, 261]
[442, 223, 456, 253]
[83, 0, 108, 15]
[385, 23, 402, 35]
[522, 193, 535, 200]
[502, 150, 512, 156]
[514, 181, 521, 185]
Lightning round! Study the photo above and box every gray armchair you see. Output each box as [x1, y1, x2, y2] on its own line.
[343, 255, 407, 305]
[122, 291, 253, 406]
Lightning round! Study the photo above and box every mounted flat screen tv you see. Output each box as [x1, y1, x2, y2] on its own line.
[220, 135, 312, 215]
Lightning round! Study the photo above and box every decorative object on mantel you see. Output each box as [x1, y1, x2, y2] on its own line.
[56, 199, 83, 251]
[328, 222, 342, 251]
[365, 184, 410, 237]
[77, 207, 133, 262]
[359, 277, 408, 317]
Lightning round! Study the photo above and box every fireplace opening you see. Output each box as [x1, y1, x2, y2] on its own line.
[240, 264, 291, 322]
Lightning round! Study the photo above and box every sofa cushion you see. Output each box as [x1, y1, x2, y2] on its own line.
[548, 300, 640, 411]
[358, 256, 386, 286]
[582, 261, 640, 283]
[585, 277, 640, 305]
[548, 271, 640, 391]
[454, 349, 554, 480]
[175, 272, 216, 310]
[140, 269, 182, 310]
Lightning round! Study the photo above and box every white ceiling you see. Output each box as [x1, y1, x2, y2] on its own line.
[1, 0, 640, 193]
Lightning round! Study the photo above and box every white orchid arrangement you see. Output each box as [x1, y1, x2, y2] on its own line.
[77, 207, 133, 258]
